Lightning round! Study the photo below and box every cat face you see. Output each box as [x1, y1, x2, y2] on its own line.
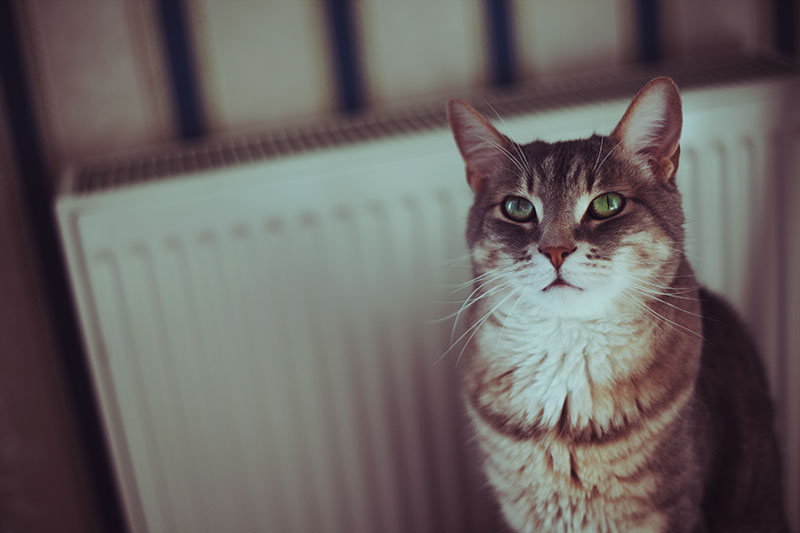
[449, 78, 686, 317]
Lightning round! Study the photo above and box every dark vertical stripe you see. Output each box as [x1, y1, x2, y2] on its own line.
[636, 0, 661, 63]
[775, 108, 790, 462]
[156, 0, 206, 139]
[774, 0, 797, 56]
[0, 3, 127, 532]
[485, 0, 516, 86]
[324, 0, 364, 112]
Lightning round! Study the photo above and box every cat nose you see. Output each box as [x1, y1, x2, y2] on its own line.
[538, 246, 575, 269]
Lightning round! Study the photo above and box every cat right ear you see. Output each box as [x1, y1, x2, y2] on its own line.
[611, 77, 683, 182]
[447, 99, 512, 192]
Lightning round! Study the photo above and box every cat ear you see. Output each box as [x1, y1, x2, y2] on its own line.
[611, 77, 682, 182]
[447, 99, 513, 192]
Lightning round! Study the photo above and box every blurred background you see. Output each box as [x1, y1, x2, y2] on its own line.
[1, 1, 799, 532]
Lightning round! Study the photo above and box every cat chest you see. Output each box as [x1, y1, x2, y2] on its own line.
[472, 318, 653, 434]
[471, 412, 666, 532]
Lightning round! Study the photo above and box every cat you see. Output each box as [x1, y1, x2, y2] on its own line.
[446, 77, 788, 532]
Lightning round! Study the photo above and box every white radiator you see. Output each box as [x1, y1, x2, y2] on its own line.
[57, 59, 800, 532]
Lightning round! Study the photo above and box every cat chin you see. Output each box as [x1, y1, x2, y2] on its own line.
[523, 285, 627, 319]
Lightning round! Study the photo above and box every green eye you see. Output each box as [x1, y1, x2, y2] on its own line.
[502, 196, 536, 222]
[589, 192, 625, 219]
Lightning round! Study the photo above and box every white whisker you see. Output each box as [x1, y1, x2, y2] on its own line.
[446, 264, 516, 293]
[623, 290, 706, 342]
[481, 97, 531, 175]
[449, 273, 515, 342]
[496, 288, 528, 348]
[435, 289, 517, 366]
[592, 135, 604, 172]
[442, 280, 513, 331]
[626, 286, 705, 319]
[465, 133, 528, 177]
[595, 141, 622, 173]
[455, 290, 519, 367]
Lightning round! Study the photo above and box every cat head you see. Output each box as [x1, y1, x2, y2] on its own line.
[448, 77, 687, 318]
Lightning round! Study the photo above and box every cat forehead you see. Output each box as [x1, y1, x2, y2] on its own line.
[522, 136, 613, 195]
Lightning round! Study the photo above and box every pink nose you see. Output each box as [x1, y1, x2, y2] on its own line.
[539, 246, 574, 269]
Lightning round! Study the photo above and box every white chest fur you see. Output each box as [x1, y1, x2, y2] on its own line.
[466, 309, 668, 532]
[472, 310, 651, 431]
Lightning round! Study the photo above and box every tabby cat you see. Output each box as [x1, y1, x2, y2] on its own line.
[447, 78, 787, 532]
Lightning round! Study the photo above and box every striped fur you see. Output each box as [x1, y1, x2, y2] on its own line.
[448, 79, 787, 532]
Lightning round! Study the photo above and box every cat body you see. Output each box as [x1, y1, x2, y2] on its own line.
[447, 79, 787, 532]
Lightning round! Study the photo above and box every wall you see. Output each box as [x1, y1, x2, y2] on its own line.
[9, 0, 792, 175]
[0, 84, 102, 532]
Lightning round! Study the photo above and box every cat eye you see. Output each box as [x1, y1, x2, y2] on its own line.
[588, 192, 625, 219]
[502, 196, 536, 222]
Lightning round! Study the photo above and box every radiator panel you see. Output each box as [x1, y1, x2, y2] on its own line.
[58, 77, 800, 532]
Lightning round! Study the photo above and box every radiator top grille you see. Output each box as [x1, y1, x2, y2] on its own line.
[69, 54, 797, 195]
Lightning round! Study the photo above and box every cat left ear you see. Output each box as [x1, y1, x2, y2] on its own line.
[447, 99, 513, 192]
[612, 77, 682, 182]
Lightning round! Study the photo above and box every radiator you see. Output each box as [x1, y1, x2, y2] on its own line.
[56, 57, 800, 532]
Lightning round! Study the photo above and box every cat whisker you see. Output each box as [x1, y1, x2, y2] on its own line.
[450, 277, 515, 342]
[450, 275, 509, 315]
[440, 280, 513, 329]
[626, 286, 706, 319]
[427, 299, 499, 324]
[594, 140, 622, 173]
[592, 135, 604, 172]
[446, 264, 516, 294]
[620, 292, 675, 333]
[465, 133, 529, 177]
[625, 286, 698, 301]
[481, 97, 531, 174]
[619, 278, 691, 291]
[619, 271, 699, 291]
[630, 261, 695, 272]
[621, 279, 699, 300]
[442, 275, 490, 290]
[637, 290, 724, 325]
[495, 288, 528, 348]
[625, 276, 699, 291]
[614, 262, 698, 279]
[435, 289, 517, 366]
[619, 293, 673, 337]
[455, 290, 520, 367]
[613, 255, 686, 266]
[620, 272, 698, 289]
[644, 304, 707, 343]
[622, 290, 707, 342]
[450, 263, 517, 290]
